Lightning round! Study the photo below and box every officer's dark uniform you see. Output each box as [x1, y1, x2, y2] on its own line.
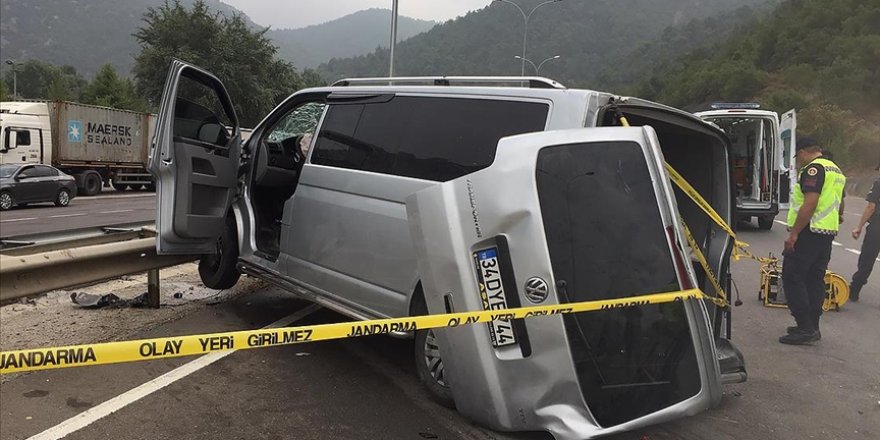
[781, 146, 845, 345]
[850, 178, 880, 300]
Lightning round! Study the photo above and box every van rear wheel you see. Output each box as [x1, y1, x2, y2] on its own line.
[412, 292, 455, 408]
[198, 215, 241, 290]
[758, 215, 775, 230]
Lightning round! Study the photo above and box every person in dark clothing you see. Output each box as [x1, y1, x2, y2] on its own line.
[849, 177, 880, 301]
[780, 138, 847, 345]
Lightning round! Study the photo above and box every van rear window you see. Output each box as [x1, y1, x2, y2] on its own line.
[535, 141, 701, 427]
[311, 96, 548, 181]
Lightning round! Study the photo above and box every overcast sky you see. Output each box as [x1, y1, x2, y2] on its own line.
[221, 0, 493, 29]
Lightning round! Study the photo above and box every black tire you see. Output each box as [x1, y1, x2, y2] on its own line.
[145, 183, 156, 192]
[111, 181, 128, 192]
[198, 215, 241, 290]
[0, 191, 14, 211]
[54, 188, 72, 207]
[81, 172, 102, 196]
[758, 215, 774, 230]
[412, 292, 455, 408]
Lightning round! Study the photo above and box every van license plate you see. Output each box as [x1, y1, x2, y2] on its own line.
[474, 247, 517, 348]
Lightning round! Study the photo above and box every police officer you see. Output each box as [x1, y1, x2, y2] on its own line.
[780, 137, 846, 345]
[849, 176, 880, 301]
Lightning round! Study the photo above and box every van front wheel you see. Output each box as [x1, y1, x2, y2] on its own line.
[413, 292, 455, 408]
[758, 215, 775, 230]
[198, 215, 241, 290]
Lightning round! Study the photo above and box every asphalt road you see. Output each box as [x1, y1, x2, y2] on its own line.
[0, 200, 878, 440]
[0, 191, 155, 237]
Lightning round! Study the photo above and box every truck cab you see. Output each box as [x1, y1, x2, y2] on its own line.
[696, 104, 796, 230]
[0, 102, 51, 165]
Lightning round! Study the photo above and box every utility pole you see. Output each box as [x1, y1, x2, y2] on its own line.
[389, 0, 399, 77]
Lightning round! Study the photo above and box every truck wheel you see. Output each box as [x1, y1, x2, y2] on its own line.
[412, 291, 455, 409]
[0, 192, 14, 211]
[198, 215, 241, 290]
[111, 181, 128, 192]
[80, 172, 102, 196]
[758, 216, 775, 230]
[54, 188, 72, 207]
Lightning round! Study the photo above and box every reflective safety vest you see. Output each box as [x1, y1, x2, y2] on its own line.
[788, 157, 847, 234]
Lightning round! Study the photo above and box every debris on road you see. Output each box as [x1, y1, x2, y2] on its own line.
[70, 292, 121, 308]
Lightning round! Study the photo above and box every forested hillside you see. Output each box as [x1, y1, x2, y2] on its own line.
[268, 9, 436, 69]
[318, 0, 769, 84]
[633, 0, 880, 169]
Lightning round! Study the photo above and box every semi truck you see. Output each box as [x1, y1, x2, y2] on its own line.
[0, 100, 155, 196]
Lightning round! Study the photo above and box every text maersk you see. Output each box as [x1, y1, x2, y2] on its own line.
[86, 122, 134, 146]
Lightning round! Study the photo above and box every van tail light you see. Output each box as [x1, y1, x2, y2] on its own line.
[667, 226, 694, 290]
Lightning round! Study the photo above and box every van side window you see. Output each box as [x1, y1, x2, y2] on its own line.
[173, 75, 234, 146]
[311, 103, 395, 173]
[311, 97, 549, 181]
[394, 98, 548, 181]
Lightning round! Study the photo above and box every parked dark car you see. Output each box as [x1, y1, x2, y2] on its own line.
[0, 164, 77, 210]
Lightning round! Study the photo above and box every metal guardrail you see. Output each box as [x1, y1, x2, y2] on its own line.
[0, 222, 195, 303]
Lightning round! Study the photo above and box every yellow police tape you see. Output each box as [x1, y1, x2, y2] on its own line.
[1, 289, 705, 375]
[681, 220, 727, 306]
[664, 163, 773, 265]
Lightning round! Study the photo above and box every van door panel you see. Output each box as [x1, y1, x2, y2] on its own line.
[148, 60, 241, 255]
[282, 166, 433, 317]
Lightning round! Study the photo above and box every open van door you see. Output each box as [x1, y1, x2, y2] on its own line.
[779, 109, 796, 209]
[148, 60, 242, 255]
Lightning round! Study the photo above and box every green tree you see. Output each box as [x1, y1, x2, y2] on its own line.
[2, 60, 88, 101]
[2, 60, 58, 99]
[82, 64, 149, 111]
[132, 0, 305, 126]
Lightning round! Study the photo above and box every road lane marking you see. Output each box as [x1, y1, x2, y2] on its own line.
[48, 213, 87, 218]
[774, 220, 788, 226]
[87, 193, 155, 201]
[0, 217, 37, 223]
[26, 304, 321, 440]
[99, 209, 134, 214]
[846, 248, 861, 256]
[833, 241, 843, 247]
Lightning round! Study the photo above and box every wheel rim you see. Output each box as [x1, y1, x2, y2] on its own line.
[59, 191, 69, 205]
[0, 193, 11, 209]
[423, 329, 447, 387]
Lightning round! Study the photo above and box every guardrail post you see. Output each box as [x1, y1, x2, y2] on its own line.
[147, 269, 160, 308]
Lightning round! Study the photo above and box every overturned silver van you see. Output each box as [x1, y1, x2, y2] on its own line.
[150, 60, 745, 439]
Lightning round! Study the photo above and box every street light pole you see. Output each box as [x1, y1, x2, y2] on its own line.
[389, 0, 399, 77]
[514, 55, 560, 75]
[4, 60, 18, 98]
[495, 0, 562, 76]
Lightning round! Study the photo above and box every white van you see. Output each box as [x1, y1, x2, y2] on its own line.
[697, 104, 796, 230]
